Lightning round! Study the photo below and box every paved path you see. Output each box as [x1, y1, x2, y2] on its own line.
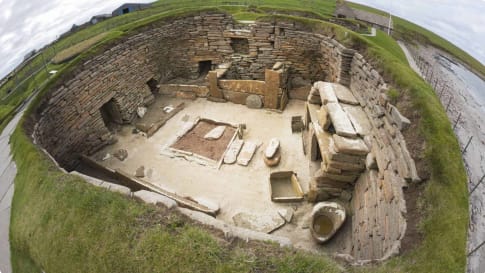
[0, 88, 39, 273]
[0, 111, 24, 273]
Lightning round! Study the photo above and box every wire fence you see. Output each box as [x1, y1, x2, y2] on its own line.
[413, 51, 485, 260]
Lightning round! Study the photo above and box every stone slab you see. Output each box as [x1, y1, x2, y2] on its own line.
[333, 84, 359, 105]
[315, 81, 338, 104]
[389, 104, 411, 130]
[204, 125, 226, 140]
[134, 190, 177, 208]
[224, 139, 244, 164]
[317, 106, 331, 130]
[326, 102, 358, 138]
[264, 138, 280, 158]
[332, 134, 369, 156]
[232, 211, 285, 233]
[342, 104, 372, 136]
[246, 94, 263, 109]
[99, 182, 131, 196]
[237, 141, 258, 166]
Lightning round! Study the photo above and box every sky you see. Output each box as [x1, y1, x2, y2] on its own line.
[0, 0, 152, 79]
[0, 0, 484, 79]
[350, 0, 485, 65]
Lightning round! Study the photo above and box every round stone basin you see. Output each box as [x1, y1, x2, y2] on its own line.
[310, 202, 346, 243]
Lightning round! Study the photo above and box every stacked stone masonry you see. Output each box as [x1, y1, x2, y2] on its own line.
[33, 12, 419, 262]
[35, 12, 352, 169]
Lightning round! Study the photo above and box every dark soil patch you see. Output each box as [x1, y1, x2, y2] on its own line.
[400, 182, 425, 253]
[171, 120, 236, 161]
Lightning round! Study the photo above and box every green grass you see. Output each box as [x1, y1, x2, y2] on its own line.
[52, 32, 110, 64]
[7, 3, 468, 273]
[347, 1, 485, 77]
[9, 116, 342, 273]
[363, 29, 408, 65]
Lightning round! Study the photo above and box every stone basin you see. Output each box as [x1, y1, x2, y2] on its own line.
[310, 202, 346, 243]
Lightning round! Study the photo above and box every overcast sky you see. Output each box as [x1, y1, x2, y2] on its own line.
[0, 0, 484, 79]
[350, 0, 485, 65]
[0, 0, 152, 79]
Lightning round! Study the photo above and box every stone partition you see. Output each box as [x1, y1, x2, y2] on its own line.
[32, 11, 420, 263]
[34, 12, 353, 169]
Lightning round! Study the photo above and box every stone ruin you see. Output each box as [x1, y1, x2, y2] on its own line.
[31, 11, 420, 262]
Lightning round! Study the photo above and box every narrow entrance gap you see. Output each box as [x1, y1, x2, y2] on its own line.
[146, 78, 159, 95]
[100, 98, 122, 131]
[198, 60, 212, 78]
[122, 8, 129, 14]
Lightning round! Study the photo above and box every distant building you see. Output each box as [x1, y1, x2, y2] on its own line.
[112, 3, 151, 17]
[334, 3, 356, 19]
[90, 14, 112, 24]
[23, 50, 37, 62]
[334, 3, 393, 34]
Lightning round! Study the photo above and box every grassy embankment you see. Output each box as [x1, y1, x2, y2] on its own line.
[347, 1, 485, 77]
[8, 2, 467, 273]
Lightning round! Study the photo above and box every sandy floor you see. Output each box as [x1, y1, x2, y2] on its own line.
[400, 42, 485, 273]
[94, 97, 350, 252]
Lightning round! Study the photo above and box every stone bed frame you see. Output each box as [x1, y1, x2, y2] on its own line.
[32, 11, 420, 263]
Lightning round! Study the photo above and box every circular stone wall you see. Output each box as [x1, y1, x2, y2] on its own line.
[33, 11, 419, 262]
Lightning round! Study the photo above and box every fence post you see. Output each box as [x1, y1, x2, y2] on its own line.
[462, 136, 473, 154]
[468, 239, 485, 257]
[470, 174, 485, 195]
[445, 96, 452, 112]
[453, 113, 461, 130]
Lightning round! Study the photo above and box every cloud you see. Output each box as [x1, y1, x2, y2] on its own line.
[0, 0, 152, 79]
[350, 0, 485, 65]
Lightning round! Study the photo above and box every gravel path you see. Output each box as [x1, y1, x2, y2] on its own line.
[399, 41, 485, 273]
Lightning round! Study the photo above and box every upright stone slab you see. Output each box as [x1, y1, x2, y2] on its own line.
[264, 69, 280, 109]
[315, 81, 338, 105]
[208, 71, 224, 99]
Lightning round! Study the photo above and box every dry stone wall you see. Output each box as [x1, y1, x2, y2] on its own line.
[35, 12, 353, 169]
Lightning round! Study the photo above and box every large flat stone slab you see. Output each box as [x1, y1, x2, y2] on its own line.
[326, 102, 358, 138]
[224, 139, 244, 164]
[237, 141, 258, 166]
[342, 104, 372, 136]
[333, 84, 359, 105]
[315, 81, 338, 105]
[332, 134, 369, 156]
[204, 125, 226, 140]
[233, 211, 285, 233]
